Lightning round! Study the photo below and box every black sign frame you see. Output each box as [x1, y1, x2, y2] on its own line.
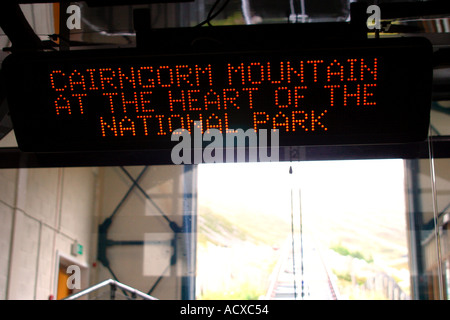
[2, 36, 433, 153]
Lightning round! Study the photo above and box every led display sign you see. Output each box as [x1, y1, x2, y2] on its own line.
[2, 37, 432, 152]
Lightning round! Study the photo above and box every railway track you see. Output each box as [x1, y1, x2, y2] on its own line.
[265, 236, 339, 300]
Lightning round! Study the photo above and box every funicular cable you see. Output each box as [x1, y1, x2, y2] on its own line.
[289, 166, 297, 299]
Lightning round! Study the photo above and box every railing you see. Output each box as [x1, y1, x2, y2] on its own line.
[363, 272, 410, 300]
[63, 279, 158, 300]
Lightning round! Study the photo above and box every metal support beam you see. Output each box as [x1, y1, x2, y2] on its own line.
[180, 165, 197, 300]
[378, 1, 450, 20]
[96, 165, 189, 298]
[405, 159, 429, 300]
[0, 2, 44, 51]
[97, 166, 149, 269]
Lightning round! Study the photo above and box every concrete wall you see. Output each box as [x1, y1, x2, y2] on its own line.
[0, 167, 97, 300]
[0, 164, 196, 300]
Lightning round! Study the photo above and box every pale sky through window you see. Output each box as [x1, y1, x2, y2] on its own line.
[198, 159, 406, 223]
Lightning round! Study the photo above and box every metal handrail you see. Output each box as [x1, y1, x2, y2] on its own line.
[63, 279, 158, 300]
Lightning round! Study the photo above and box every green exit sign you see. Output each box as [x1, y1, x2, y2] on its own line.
[71, 242, 83, 256]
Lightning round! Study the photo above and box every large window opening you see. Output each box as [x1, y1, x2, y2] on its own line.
[196, 160, 412, 300]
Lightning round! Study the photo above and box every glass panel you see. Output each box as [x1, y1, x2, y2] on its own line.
[0, 0, 449, 302]
[403, 156, 450, 300]
[197, 160, 414, 300]
[0, 159, 448, 300]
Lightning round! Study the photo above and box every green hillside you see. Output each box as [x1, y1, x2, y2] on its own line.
[196, 205, 291, 299]
[197, 205, 290, 247]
